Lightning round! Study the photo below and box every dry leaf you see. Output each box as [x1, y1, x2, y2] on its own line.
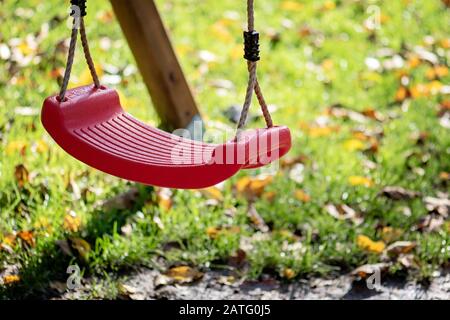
[69, 237, 91, 261]
[14, 164, 29, 188]
[356, 235, 385, 254]
[262, 191, 277, 203]
[325, 204, 363, 225]
[348, 176, 374, 187]
[17, 230, 35, 247]
[247, 204, 269, 232]
[344, 139, 366, 151]
[164, 266, 203, 284]
[282, 268, 296, 279]
[416, 214, 445, 233]
[100, 187, 140, 211]
[380, 226, 403, 243]
[3, 274, 20, 285]
[351, 263, 390, 279]
[228, 249, 248, 269]
[63, 211, 82, 233]
[281, 1, 303, 11]
[385, 241, 416, 256]
[199, 187, 224, 201]
[424, 196, 449, 217]
[294, 190, 311, 202]
[380, 186, 421, 200]
[157, 188, 173, 211]
[235, 175, 273, 200]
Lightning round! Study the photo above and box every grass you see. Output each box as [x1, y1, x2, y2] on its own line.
[0, 0, 449, 298]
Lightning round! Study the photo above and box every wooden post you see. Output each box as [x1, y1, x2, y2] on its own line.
[110, 0, 200, 130]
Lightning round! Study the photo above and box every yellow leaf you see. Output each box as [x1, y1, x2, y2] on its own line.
[70, 237, 91, 261]
[395, 86, 409, 102]
[63, 211, 82, 233]
[380, 227, 403, 243]
[69, 65, 104, 88]
[3, 275, 20, 285]
[206, 227, 220, 239]
[6, 140, 27, 155]
[262, 191, 277, 202]
[410, 83, 429, 98]
[14, 164, 29, 188]
[356, 235, 385, 254]
[157, 188, 173, 211]
[322, 0, 336, 11]
[212, 21, 233, 43]
[236, 175, 273, 200]
[282, 268, 296, 279]
[407, 55, 421, 68]
[349, 176, 374, 187]
[200, 187, 224, 201]
[281, 1, 303, 11]
[1, 234, 16, 247]
[343, 139, 366, 151]
[305, 126, 340, 138]
[294, 190, 311, 202]
[230, 45, 243, 61]
[164, 266, 203, 283]
[321, 59, 334, 71]
[34, 139, 49, 154]
[17, 231, 35, 247]
[427, 80, 443, 94]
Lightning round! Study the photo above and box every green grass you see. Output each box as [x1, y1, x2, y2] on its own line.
[0, 0, 449, 298]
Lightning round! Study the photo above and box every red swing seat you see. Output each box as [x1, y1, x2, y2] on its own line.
[42, 85, 291, 189]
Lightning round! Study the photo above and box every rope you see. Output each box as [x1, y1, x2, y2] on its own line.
[80, 17, 100, 88]
[59, 24, 78, 101]
[237, 0, 273, 131]
[58, 2, 100, 101]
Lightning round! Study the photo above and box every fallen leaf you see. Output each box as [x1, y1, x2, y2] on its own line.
[416, 214, 445, 233]
[17, 230, 35, 247]
[63, 211, 82, 233]
[235, 175, 273, 200]
[14, 164, 29, 188]
[356, 235, 385, 254]
[282, 268, 296, 280]
[281, 1, 303, 11]
[199, 187, 224, 201]
[228, 249, 248, 269]
[343, 139, 366, 151]
[69, 237, 91, 262]
[247, 204, 269, 232]
[385, 241, 416, 256]
[3, 274, 20, 285]
[380, 226, 403, 243]
[351, 263, 390, 279]
[262, 191, 277, 202]
[380, 186, 421, 200]
[294, 190, 311, 202]
[100, 187, 140, 211]
[424, 196, 449, 217]
[398, 254, 420, 269]
[164, 266, 203, 284]
[325, 204, 363, 225]
[157, 188, 173, 211]
[349, 176, 374, 187]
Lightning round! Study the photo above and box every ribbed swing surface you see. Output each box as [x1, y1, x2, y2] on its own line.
[41, 85, 291, 189]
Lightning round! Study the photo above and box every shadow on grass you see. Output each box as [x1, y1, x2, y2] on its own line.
[0, 185, 154, 299]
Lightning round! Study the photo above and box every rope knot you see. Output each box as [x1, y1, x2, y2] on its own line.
[71, 0, 87, 17]
[243, 31, 260, 62]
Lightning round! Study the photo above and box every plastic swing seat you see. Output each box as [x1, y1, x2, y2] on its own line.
[42, 85, 292, 189]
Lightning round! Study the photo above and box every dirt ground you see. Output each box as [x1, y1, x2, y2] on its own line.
[60, 268, 450, 300]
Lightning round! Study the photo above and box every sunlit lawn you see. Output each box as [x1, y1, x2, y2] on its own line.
[0, 0, 449, 298]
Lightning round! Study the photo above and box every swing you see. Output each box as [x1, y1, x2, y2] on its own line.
[41, 0, 291, 189]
